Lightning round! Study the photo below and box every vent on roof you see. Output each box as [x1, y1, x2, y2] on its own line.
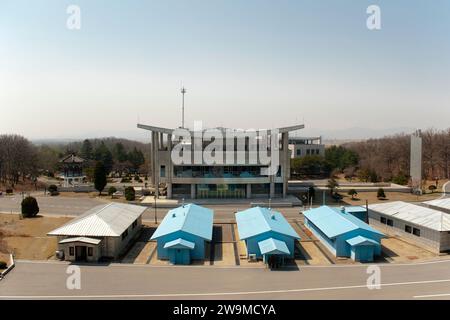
[271, 214, 276, 220]
[172, 213, 176, 218]
[340, 206, 345, 213]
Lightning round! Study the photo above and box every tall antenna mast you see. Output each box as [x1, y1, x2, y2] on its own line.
[181, 86, 186, 128]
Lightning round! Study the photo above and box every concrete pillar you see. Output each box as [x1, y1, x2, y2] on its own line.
[246, 184, 252, 199]
[167, 183, 172, 199]
[269, 182, 275, 198]
[150, 132, 155, 185]
[191, 184, 196, 199]
[167, 133, 173, 199]
[154, 132, 159, 198]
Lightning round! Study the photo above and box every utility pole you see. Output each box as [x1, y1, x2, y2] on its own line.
[154, 196, 157, 224]
[181, 86, 186, 128]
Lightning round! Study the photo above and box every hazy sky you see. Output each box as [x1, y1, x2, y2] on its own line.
[1, 0, 449, 141]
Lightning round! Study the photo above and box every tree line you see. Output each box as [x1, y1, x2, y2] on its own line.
[344, 128, 450, 182]
[291, 128, 450, 185]
[0, 134, 149, 188]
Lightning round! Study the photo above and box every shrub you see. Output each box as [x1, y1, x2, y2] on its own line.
[21, 196, 39, 218]
[120, 177, 131, 183]
[392, 172, 408, 186]
[428, 185, 437, 193]
[48, 184, 58, 193]
[0, 261, 7, 269]
[377, 188, 386, 199]
[142, 189, 151, 196]
[6, 189, 13, 195]
[124, 186, 135, 201]
[134, 175, 140, 181]
[348, 189, 358, 199]
[108, 186, 117, 196]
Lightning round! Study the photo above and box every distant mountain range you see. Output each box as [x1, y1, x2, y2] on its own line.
[31, 126, 418, 145]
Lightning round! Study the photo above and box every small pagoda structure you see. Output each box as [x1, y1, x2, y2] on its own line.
[60, 154, 85, 187]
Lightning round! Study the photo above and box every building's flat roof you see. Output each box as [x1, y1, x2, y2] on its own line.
[369, 201, 450, 231]
[137, 123, 305, 134]
[151, 204, 214, 241]
[48, 203, 146, 237]
[303, 206, 384, 239]
[258, 237, 290, 255]
[235, 207, 300, 240]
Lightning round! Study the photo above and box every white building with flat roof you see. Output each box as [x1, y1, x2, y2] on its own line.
[368, 201, 450, 253]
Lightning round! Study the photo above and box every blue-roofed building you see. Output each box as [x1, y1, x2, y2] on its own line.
[151, 204, 213, 265]
[235, 207, 300, 266]
[303, 206, 385, 262]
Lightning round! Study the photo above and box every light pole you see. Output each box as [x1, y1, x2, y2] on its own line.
[154, 195, 157, 225]
[181, 87, 186, 128]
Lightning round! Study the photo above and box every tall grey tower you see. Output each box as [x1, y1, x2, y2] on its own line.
[410, 129, 422, 193]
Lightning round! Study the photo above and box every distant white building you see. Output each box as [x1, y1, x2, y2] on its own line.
[48, 203, 147, 262]
[368, 201, 450, 253]
[288, 136, 325, 159]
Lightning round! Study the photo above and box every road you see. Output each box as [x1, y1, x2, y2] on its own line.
[1, 259, 450, 299]
[0, 194, 103, 216]
[0, 195, 303, 221]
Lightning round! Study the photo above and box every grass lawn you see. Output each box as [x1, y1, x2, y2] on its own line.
[0, 214, 71, 260]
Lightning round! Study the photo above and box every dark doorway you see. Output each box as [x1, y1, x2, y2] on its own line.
[75, 246, 87, 261]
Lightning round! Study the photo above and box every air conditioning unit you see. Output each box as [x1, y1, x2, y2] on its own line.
[55, 250, 65, 260]
[248, 254, 257, 262]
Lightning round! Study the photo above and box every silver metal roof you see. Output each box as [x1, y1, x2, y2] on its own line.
[368, 201, 450, 231]
[424, 198, 450, 211]
[48, 203, 147, 237]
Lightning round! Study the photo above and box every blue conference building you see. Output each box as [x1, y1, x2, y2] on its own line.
[151, 203, 213, 265]
[303, 206, 385, 262]
[235, 207, 300, 264]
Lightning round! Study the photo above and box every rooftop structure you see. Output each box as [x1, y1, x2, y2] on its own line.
[288, 136, 325, 159]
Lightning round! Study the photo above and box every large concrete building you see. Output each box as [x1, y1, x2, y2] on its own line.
[137, 123, 304, 199]
[48, 203, 147, 262]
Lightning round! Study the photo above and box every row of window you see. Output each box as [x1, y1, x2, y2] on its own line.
[380, 216, 421, 237]
[122, 218, 138, 240]
[296, 149, 321, 156]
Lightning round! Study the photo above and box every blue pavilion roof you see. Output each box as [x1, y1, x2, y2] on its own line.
[151, 204, 214, 241]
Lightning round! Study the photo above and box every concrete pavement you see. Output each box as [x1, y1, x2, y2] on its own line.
[0, 194, 103, 216]
[2, 259, 450, 299]
[0, 194, 303, 222]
